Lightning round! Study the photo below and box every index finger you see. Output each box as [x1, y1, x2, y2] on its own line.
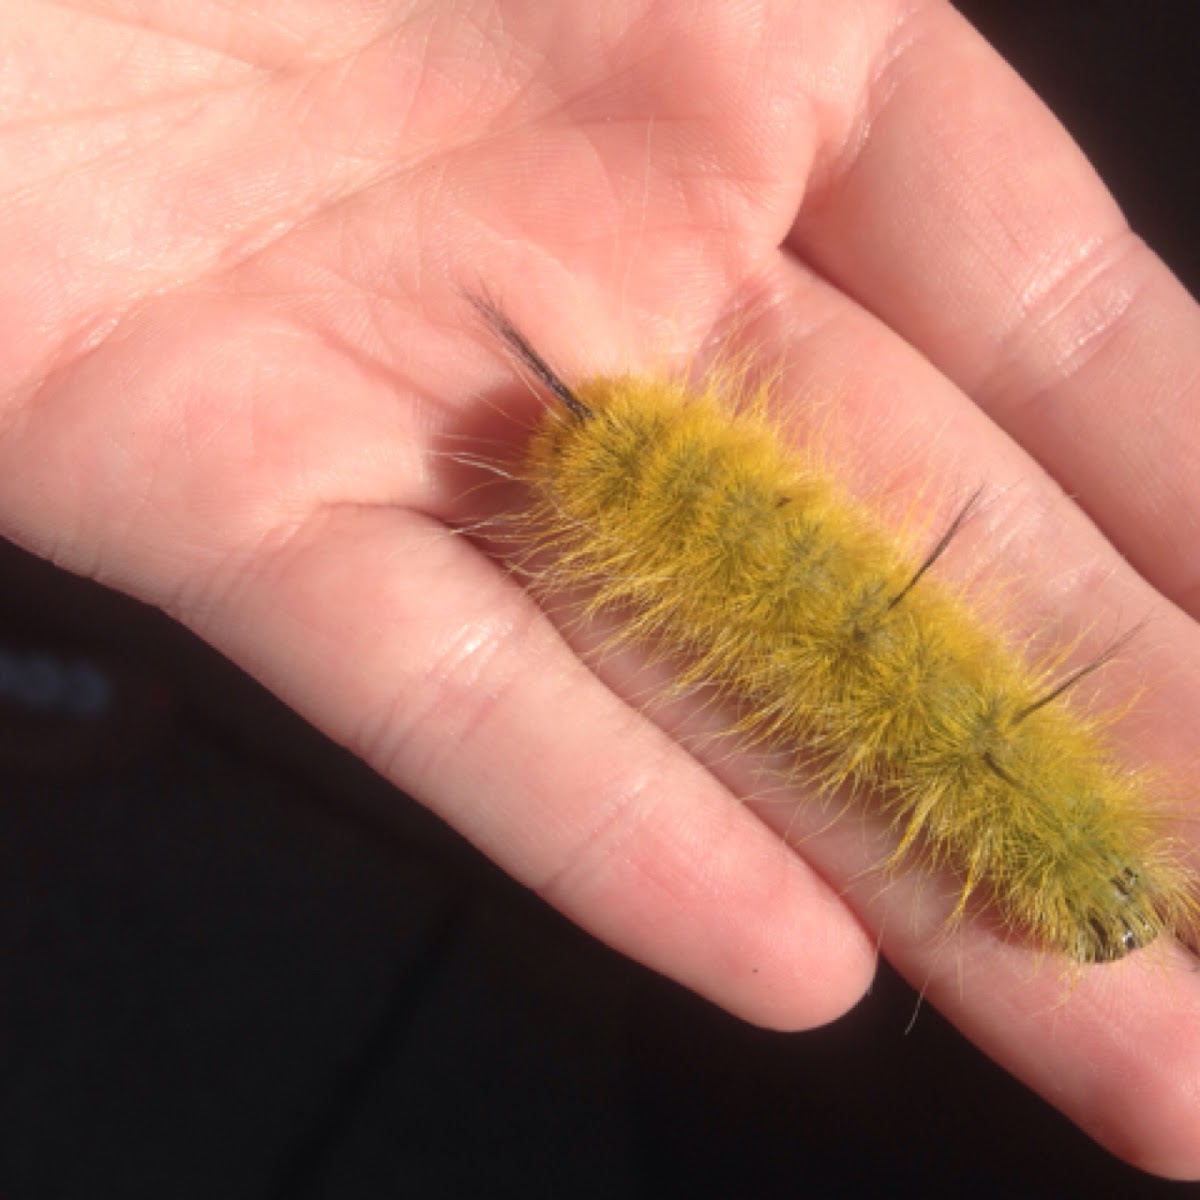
[788, 0, 1200, 611]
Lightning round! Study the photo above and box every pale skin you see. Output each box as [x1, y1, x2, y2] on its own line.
[2, 0, 1200, 1176]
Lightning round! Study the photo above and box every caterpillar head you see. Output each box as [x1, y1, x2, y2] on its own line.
[1077, 865, 1159, 962]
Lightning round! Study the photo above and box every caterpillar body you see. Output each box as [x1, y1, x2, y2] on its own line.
[475, 299, 1195, 964]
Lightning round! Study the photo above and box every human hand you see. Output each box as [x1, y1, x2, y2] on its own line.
[1, 0, 1198, 1175]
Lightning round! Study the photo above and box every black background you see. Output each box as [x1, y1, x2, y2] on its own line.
[1, 2, 1197, 1195]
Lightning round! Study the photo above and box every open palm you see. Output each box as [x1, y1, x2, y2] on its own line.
[3, 0, 1199, 1176]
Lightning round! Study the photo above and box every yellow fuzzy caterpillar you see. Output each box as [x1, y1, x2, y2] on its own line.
[474, 297, 1196, 964]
